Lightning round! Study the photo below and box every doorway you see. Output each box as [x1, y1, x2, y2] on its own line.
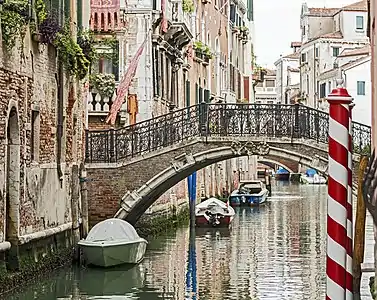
[5, 107, 20, 270]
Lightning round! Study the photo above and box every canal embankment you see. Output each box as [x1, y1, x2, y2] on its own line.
[0, 200, 189, 296]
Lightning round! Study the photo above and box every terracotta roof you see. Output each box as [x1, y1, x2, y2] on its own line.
[307, 7, 340, 16]
[288, 67, 300, 72]
[265, 69, 276, 76]
[291, 42, 302, 47]
[283, 52, 299, 59]
[342, 0, 367, 11]
[320, 56, 370, 76]
[338, 44, 370, 57]
[308, 31, 343, 42]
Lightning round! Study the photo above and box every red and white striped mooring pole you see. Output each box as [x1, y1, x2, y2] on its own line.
[346, 102, 355, 300]
[326, 78, 353, 300]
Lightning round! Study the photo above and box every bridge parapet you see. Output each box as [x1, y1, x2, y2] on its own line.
[85, 103, 371, 164]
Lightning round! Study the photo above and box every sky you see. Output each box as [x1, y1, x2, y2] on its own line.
[253, 0, 362, 68]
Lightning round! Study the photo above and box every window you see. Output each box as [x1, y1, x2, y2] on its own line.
[265, 80, 275, 87]
[301, 53, 306, 63]
[303, 26, 305, 36]
[332, 47, 340, 57]
[356, 16, 364, 30]
[315, 47, 319, 58]
[31, 109, 40, 162]
[357, 81, 365, 95]
[320, 83, 326, 98]
[328, 81, 332, 94]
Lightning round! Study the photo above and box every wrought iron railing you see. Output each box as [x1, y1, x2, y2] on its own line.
[85, 103, 372, 163]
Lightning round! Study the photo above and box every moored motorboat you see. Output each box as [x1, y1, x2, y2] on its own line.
[275, 167, 290, 181]
[300, 169, 327, 184]
[229, 180, 269, 207]
[195, 198, 235, 227]
[78, 218, 148, 268]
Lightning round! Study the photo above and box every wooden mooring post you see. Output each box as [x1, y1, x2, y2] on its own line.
[353, 155, 369, 299]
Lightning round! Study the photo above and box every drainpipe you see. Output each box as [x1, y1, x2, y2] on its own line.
[313, 43, 317, 109]
[56, 64, 64, 182]
[280, 57, 283, 103]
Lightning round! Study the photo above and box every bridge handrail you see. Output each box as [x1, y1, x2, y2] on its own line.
[85, 103, 371, 163]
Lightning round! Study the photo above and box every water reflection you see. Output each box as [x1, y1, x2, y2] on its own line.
[8, 182, 374, 299]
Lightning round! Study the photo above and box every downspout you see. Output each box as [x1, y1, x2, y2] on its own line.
[280, 57, 283, 103]
[313, 43, 317, 109]
[56, 64, 64, 182]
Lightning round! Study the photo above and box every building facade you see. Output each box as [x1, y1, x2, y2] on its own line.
[254, 69, 277, 104]
[87, 0, 257, 208]
[274, 42, 300, 104]
[299, 1, 369, 108]
[317, 45, 371, 125]
[370, 0, 377, 147]
[0, 0, 87, 279]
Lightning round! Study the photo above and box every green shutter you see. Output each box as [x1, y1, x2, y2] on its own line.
[204, 89, 210, 103]
[247, 0, 254, 21]
[186, 80, 191, 107]
[77, 0, 82, 29]
[199, 87, 203, 103]
[195, 83, 199, 104]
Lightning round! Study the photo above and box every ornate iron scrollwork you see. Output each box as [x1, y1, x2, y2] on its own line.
[85, 103, 371, 163]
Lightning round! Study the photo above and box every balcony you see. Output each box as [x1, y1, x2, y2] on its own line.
[255, 87, 277, 94]
[88, 89, 116, 115]
[163, 0, 193, 48]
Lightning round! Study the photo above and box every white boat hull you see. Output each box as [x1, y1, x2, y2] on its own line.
[79, 239, 148, 267]
[300, 175, 327, 185]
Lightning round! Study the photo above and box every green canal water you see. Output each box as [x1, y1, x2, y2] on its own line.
[7, 181, 375, 299]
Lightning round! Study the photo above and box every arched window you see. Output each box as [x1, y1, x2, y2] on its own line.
[114, 12, 118, 27]
[101, 13, 105, 30]
[215, 38, 221, 94]
[201, 12, 205, 42]
[94, 13, 98, 30]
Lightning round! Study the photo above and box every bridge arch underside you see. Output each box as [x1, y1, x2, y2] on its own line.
[257, 158, 298, 174]
[115, 139, 330, 225]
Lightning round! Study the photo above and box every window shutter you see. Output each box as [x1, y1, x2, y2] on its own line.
[195, 83, 199, 104]
[186, 80, 191, 107]
[204, 89, 210, 103]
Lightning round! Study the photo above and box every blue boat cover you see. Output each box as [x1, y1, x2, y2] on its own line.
[305, 168, 317, 177]
[276, 167, 289, 174]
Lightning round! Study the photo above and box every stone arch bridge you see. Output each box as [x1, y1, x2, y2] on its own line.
[85, 103, 371, 225]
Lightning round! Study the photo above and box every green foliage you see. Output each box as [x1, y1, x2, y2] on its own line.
[77, 30, 97, 65]
[0, 0, 29, 51]
[89, 73, 116, 98]
[35, 0, 47, 24]
[54, 23, 90, 80]
[193, 41, 213, 59]
[353, 143, 371, 156]
[96, 36, 119, 62]
[183, 0, 194, 13]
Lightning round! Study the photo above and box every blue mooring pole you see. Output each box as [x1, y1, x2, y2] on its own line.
[188, 172, 197, 228]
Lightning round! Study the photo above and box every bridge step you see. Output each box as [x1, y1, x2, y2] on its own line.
[361, 263, 375, 273]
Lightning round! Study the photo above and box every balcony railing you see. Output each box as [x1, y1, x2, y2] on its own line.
[168, 0, 193, 34]
[255, 87, 277, 93]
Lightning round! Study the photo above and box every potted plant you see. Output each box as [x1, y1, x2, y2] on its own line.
[193, 41, 204, 60]
[183, 0, 194, 13]
[203, 45, 213, 65]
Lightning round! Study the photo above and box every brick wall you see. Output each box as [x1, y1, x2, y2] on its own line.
[0, 26, 86, 241]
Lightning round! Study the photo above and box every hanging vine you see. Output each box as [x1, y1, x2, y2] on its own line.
[0, 0, 29, 51]
[54, 23, 90, 80]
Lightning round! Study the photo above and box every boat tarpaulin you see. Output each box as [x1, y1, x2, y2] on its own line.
[86, 218, 141, 242]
